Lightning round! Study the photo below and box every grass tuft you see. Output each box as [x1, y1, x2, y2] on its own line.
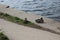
[0, 32, 9, 40]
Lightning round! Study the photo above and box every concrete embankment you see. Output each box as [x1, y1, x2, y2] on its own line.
[0, 4, 60, 40]
[0, 4, 60, 33]
[0, 19, 60, 40]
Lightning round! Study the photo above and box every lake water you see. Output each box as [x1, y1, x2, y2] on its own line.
[0, 0, 60, 21]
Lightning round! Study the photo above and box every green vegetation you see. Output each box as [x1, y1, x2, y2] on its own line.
[0, 12, 60, 35]
[0, 32, 9, 40]
[0, 12, 33, 25]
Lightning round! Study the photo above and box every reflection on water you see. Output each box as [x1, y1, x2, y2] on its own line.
[0, 0, 60, 21]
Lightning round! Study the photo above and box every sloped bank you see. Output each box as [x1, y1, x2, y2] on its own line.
[0, 12, 60, 35]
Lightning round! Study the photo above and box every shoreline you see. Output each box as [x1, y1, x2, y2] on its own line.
[0, 4, 60, 40]
[0, 4, 60, 33]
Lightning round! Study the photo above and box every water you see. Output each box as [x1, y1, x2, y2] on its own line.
[0, 0, 60, 21]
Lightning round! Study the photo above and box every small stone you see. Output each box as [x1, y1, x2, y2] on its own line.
[6, 6, 10, 8]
